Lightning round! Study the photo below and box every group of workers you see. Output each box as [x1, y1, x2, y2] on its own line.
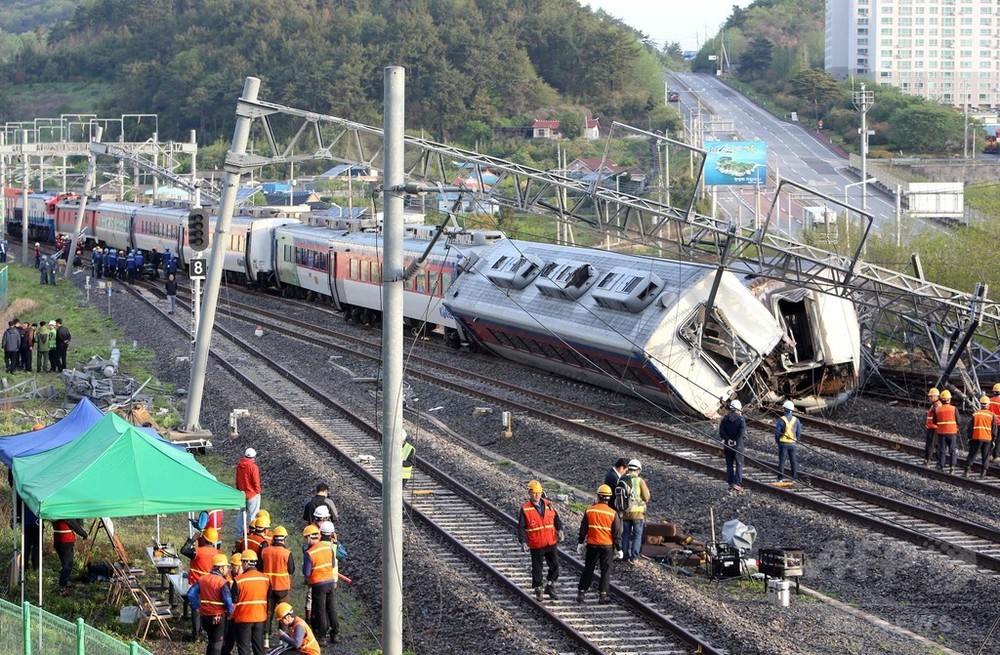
[184, 496, 345, 654]
[719, 399, 804, 491]
[3, 317, 71, 374]
[925, 385, 1000, 477]
[90, 245, 177, 282]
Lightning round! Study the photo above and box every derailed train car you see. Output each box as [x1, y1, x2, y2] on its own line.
[443, 239, 859, 418]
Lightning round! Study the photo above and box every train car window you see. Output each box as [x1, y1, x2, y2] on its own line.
[361, 260, 370, 282]
[415, 273, 426, 293]
[429, 272, 440, 296]
[350, 258, 359, 280]
[441, 271, 452, 291]
[404, 276, 412, 290]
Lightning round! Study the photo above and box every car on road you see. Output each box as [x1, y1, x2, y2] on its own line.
[667, 91, 680, 102]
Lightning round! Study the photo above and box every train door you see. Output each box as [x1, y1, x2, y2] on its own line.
[328, 249, 343, 311]
[127, 207, 138, 251]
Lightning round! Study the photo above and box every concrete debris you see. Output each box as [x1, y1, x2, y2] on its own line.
[0, 377, 58, 403]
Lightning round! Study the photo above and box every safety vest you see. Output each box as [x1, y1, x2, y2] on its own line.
[261, 545, 292, 591]
[521, 500, 558, 550]
[232, 569, 270, 623]
[289, 616, 321, 655]
[927, 400, 941, 429]
[935, 403, 959, 435]
[972, 409, 994, 441]
[584, 502, 617, 547]
[306, 541, 337, 585]
[402, 442, 415, 480]
[52, 520, 75, 544]
[779, 416, 798, 443]
[198, 573, 228, 617]
[247, 533, 267, 556]
[990, 396, 1000, 421]
[189, 545, 222, 584]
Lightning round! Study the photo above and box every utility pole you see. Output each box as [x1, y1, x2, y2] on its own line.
[852, 83, 875, 211]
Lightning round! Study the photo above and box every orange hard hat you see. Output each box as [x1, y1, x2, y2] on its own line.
[32, 423, 45, 431]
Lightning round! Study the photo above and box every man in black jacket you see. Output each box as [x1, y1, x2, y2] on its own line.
[54, 319, 71, 372]
[3, 320, 21, 373]
[719, 400, 747, 491]
[302, 483, 339, 524]
[165, 274, 177, 314]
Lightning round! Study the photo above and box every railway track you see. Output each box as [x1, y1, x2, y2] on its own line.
[140, 280, 1000, 580]
[124, 281, 726, 655]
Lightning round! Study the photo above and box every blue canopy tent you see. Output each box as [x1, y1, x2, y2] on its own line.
[0, 397, 105, 466]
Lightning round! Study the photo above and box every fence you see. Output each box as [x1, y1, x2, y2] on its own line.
[0, 266, 7, 312]
[0, 598, 152, 655]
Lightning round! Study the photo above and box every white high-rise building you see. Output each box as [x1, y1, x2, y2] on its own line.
[826, 0, 1000, 109]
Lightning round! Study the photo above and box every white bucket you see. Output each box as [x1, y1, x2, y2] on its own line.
[768, 579, 791, 607]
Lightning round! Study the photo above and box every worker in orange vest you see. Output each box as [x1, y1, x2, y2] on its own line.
[182, 526, 223, 641]
[274, 602, 320, 655]
[517, 480, 563, 601]
[188, 554, 234, 655]
[51, 518, 88, 589]
[964, 395, 998, 478]
[988, 383, 1000, 461]
[302, 523, 338, 646]
[935, 389, 961, 473]
[575, 484, 622, 604]
[232, 549, 270, 655]
[260, 526, 295, 648]
[924, 387, 942, 465]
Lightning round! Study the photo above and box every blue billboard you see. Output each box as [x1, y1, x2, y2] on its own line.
[704, 141, 768, 186]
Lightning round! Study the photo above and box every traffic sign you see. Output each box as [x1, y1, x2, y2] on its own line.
[190, 258, 207, 279]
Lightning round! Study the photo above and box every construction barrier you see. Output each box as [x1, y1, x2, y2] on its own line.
[0, 598, 152, 655]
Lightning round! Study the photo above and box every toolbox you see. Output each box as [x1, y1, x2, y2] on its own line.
[758, 548, 805, 592]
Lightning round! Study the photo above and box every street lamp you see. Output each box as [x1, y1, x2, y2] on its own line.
[852, 84, 875, 211]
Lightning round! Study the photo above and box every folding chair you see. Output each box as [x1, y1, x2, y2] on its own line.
[107, 561, 143, 605]
[133, 585, 173, 641]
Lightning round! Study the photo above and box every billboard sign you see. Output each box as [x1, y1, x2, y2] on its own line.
[704, 141, 767, 186]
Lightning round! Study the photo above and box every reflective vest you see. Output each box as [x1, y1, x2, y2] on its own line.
[247, 532, 267, 556]
[52, 520, 75, 544]
[232, 569, 270, 623]
[189, 545, 222, 584]
[584, 502, 617, 546]
[779, 416, 799, 443]
[401, 442, 415, 480]
[289, 616, 321, 655]
[971, 409, 994, 441]
[306, 541, 337, 585]
[990, 395, 1000, 422]
[261, 545, 292, 591]
[198, 573, 228, 617]
[521, 500, 558, 550]
[935, 403, 958, 435]
[927, 400, 941, 429]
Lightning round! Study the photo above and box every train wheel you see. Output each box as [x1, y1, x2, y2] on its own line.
[445, 330, 461, 350]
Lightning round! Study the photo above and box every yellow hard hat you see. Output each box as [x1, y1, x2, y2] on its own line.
[597, 484, 613, 497]
[928, 388, 940, 396]
[230, 553, 242, 566]
[254, 510, 271, 525]
[527, 480, 543, 493]
[211, 554, 229, 568]
[241, 549, 258, 562]
[940, 390, 952, 400]
[302, 524, 320, 537]
[202, 527, 219, 544]
[248, 518, 258, 529]
[274, 602, 293, 620]
[272, 526, 288, 538]
[993, 383, 1000, 393]
[981, 395, 991, 405]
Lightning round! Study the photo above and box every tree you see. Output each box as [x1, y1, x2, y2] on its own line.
[889, 105, 964, 153]
[555, 110, 583, 139]
[737, 37, 772, 80]
[790, 68, 842, 121]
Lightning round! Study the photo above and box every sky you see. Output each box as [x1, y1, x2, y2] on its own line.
[580, 0, 752, 52]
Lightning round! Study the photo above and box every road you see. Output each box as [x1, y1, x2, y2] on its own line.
[668, 72, 946, 241]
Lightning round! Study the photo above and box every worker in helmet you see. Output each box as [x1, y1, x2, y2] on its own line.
[274, 602, 320, 655]
[401, 430, 415, 486]
[232, 549, 270, 655]
[924, 388, 942, 465]
[964, 396, 998, 478]
[988, 384, 1000, 461]
[720, 399, 747, 492]
[187, 553, 233, 655]
[935, 389, 960, 473]
[518, 480, 564, 601]
[302, 523, 339, 645]
[260, 526, 295, 647]
[774, 400, 801, 483]
[182, 526, 224, 642]
[575, 484, 622, 604]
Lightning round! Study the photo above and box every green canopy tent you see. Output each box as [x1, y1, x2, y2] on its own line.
[12, 413, 245, 605]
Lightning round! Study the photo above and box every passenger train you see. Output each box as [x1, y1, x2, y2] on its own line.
[5, 191, 860, 418]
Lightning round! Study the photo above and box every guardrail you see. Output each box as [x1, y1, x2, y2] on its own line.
[0, 598, 152, 655]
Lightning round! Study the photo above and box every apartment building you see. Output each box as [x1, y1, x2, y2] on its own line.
[826, 0, 1000, 108]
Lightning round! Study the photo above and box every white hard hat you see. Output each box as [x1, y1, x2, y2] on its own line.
[319, 520, 335, 535]
[313, 505, 331, 519]
[245, 447, 257, 458]
[782, 400, 795, 411]
[34, 242, 39, 246]
[729, 399, 742, 411]
[627, 459, 641, 470]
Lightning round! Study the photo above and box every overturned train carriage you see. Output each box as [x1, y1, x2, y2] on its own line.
[443, 240, 860, 418]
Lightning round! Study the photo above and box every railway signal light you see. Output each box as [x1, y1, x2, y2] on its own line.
[188, 210, 208, 252]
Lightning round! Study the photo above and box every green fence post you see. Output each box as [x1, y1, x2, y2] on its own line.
[129, 641, 139, 655]
[21, 601, 30, 655]
[76, 617, 85, 655]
